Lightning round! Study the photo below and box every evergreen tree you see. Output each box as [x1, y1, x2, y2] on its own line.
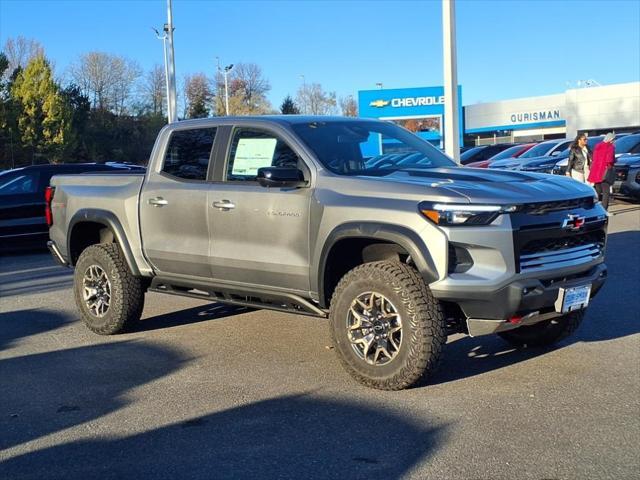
[280, 95, 300, 114]
[11, 55, 72, 163]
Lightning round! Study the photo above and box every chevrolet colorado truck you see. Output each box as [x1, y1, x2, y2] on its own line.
[47, 116, 608, 390]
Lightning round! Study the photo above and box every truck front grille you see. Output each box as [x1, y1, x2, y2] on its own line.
[519, 196, 594, 215]
[518, 230, 605, 273]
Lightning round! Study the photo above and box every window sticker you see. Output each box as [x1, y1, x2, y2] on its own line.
[232, 138, 277, 176]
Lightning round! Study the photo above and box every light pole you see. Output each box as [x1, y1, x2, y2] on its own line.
[217, 57, 234, 116]
[442, 0, 461, 163]
[152, 27, 170, 120]
[165, 0, 177, 122]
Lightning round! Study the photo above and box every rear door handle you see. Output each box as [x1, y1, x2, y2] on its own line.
[212, 200, 235, 210]
[148, 197, 168, 207]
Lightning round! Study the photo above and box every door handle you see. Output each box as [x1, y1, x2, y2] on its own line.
[212, 200, 235, 210]
[148, 197, 168, 207]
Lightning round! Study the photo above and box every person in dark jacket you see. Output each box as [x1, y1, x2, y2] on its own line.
[567, 133, 592, 183]
[588, 132, 616, 209]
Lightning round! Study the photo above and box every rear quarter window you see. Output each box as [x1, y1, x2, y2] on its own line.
[162, 128, 217, 181]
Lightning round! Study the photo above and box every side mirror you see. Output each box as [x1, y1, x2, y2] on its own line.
[256, 167, 306, 188]
[551, 150, 560, 156]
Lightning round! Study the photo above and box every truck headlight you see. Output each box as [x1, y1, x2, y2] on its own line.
[419, 202, 517, 226]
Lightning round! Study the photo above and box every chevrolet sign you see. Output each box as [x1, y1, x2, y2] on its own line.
[369, 99, 390, 108]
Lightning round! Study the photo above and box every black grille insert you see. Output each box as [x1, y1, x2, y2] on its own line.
[520, 230, 606, 256]
[519, 196, 594, 215]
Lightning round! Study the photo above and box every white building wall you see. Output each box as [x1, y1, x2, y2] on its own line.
[565, 82, 640, 138]
[465, 94, 564, 131]
[465, 82, 640, 137]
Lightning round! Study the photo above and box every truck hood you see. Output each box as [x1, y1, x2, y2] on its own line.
[615, 154, 640, 167]
[360, 167, 595, 204]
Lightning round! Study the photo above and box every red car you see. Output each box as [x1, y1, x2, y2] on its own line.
[465, 143, 537, 168]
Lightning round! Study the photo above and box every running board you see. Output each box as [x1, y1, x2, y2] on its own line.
[148, 277, 327, 318]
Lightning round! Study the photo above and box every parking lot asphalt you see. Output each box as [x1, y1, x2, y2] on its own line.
[1, 202, 639, 480]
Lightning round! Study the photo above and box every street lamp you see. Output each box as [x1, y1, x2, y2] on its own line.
[152, 26, 171, 120]
[217, 57, 234, 116]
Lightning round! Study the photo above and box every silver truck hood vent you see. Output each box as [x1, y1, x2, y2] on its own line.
[380, 168, 596, 203]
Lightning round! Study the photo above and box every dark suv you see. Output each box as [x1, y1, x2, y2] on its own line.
[0, 163, 144, 251]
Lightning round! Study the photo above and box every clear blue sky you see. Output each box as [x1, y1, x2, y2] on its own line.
[1, 0, 639, 108]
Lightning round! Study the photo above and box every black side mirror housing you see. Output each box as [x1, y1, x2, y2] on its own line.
[256, 167, 306, 188]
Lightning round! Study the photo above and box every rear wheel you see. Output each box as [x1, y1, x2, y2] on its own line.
[329, 261, 446, 390]
[498, 310, 585, 347]
[74, 243, 144, 335]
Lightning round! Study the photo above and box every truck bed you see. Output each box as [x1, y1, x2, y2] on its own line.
[49, 173, 149, 272]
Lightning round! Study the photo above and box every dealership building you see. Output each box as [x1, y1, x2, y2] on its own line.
[358, 82, 640, 147]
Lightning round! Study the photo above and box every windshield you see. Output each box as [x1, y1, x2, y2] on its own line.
[489, 145, 524, 161]
[290, 120, 456, 175]
[518, 142, 556, 159]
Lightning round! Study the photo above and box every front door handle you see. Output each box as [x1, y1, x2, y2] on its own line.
[148, 197, 168, 207]
[212, 200, 235, 210]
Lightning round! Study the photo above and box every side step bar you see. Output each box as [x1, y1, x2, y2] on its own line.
[149, 277, 327, 318]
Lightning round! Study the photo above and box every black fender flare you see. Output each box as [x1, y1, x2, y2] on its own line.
[67, 209, 141, 276]
[315, 222, 439, 307]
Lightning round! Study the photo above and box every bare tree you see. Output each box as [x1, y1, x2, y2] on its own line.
[296, 83, 337, 115]
[339, 95, 358, 117]
[141, 64, 166, 115]
[68, 52, 141, 113]
[2, 36, 44, 79]
[184, 73, 213, 118]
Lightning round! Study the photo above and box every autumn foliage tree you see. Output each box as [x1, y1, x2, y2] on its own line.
[11, 55, 73, 163]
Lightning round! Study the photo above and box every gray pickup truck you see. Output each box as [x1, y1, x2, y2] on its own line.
[47, 116, 608, 390]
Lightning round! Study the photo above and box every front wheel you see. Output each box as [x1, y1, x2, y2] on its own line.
[74, 243, 145, 335]
[498, 310, 585, 347]
[329, 261, 446, 390]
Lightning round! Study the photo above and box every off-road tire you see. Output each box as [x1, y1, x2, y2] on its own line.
[498, 310, 585, 347]
[329, 261, 446, 390]
[74, 243, 144, 335]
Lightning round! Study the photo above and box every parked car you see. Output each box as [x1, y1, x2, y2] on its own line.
[612, 154, 640, 199]
[612, 133, 640, 158]
[0, 163, 145, 251]
[490, 139, 572, 171]
[552, 134, 636, 176]
[47, 115, 607, 390]
[466, 143, 536, 168]
[459, 143, 516, 165]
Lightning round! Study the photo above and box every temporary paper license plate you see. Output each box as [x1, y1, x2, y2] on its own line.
[555, 284, 592, 313]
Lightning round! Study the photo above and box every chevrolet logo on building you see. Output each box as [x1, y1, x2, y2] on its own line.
[369, 99, 390, 108]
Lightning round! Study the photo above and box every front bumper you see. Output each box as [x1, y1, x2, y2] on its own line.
[436, 262, 606, 323]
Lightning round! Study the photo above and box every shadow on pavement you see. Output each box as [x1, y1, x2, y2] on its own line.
[432, 229, 640, 385]
[0, 308, 71, 352]
[134, 302, 250, 332]
[0, 338, 190, 451]
[0, 268, 72, 297]
[0, 394, 447, 480]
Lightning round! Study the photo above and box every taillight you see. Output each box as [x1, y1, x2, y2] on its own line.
[45, 186, 56, 226]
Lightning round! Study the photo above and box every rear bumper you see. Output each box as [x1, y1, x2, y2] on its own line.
[47, 240, 70, 267]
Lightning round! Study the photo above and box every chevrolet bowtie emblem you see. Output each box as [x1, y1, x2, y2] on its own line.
[369, 99, 390, 108]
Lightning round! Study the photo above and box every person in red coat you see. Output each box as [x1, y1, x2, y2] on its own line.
[588, 132, 616, 209]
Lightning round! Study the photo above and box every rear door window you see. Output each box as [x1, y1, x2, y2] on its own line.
[162, 127, 217, 181]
